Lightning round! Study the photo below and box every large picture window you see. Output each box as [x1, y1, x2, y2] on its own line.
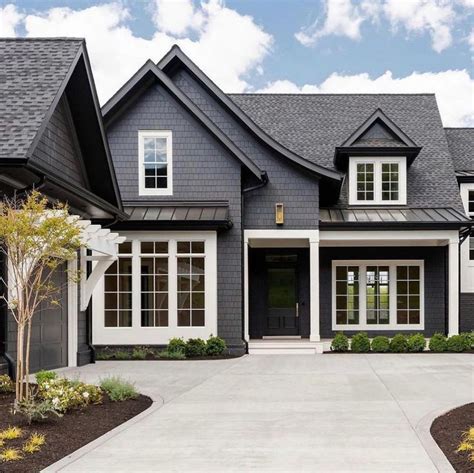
[349, 157, 406, 205]
[138, 130, 172, 196]
[332, 260, 423, 330]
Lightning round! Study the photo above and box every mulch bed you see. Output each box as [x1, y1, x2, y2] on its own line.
[431, 403, 474, 472]
[97, 354, 241, 361]
[0, 391, 152, 473]
[323, 351, 474, 354]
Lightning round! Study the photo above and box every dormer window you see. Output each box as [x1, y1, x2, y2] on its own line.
[349, 157, 407, 205]
[138, 130, 173, 196]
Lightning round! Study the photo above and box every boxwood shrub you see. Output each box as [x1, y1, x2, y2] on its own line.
[429, 333, 447, 352]
[371, 336, 390, 353]
[206, 335, 227, 356]
[350, 332, 370, 353]
[447, 334, 469, 352]
[407, 333, 426, 352]
[168, 337, 187, 355]
[185, 338, 207, 357]
[331, 333, 349, 352]
[460, 332, 474, 350]
[389, 334, 408, 353]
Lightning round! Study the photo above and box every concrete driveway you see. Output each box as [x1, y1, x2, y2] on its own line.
[46, 354, 473, 472]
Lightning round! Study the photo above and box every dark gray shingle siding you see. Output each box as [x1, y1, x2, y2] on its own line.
[460, 293, 474, 332]
[106, 82, 244, 346]
[173, 70, 320, 229]
[230, 93, 463, 212]
[31, 96, 88, 188]
[0, 39, 82, 160]
[445, 128, 474, 171]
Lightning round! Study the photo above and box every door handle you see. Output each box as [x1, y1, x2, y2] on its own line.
[296, 302, 299, 318]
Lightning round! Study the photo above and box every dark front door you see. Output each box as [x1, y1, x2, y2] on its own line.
[266, 265, 298, 335]
[249, 249, 310, 338]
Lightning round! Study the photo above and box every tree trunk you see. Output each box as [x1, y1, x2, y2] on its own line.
[16, 323, 24, 403]
[25, 318, 32, 401]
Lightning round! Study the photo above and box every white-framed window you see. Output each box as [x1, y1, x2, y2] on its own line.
[138, 130, 173, 196]
[460, 183, 474, 217]
[470, 237, 474, 261]
[92, 232, 217, 345]
[349, 157, 407, 205]
[332, 260, 424, 330]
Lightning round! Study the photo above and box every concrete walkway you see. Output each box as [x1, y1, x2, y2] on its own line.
[46, 354, 473, 472]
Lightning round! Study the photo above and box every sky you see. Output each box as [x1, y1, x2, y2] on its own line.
[1, 0, 473, 126]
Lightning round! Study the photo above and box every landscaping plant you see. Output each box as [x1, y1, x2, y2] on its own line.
[0, 448, 23, 462]
[456, 427, 474, 463]
[350, 332, 370, 353]
[429, 333, 448, 352]
[407, 333, 426, 352]
[167, 337, 187, 355]
[0, 191, 82, 403]
[35, 370, 57, 385]
[159, 349, 186, 360]
[389, 334, 408, 353]
[15, 398, 62, 425]
[185, 338, 207, 357]
[330, 332, 349, 352]
[22, 433, 46, 454]
[460, 332, 474, 350]
[371, 336, 390, 353]
[0, 375, 14, 393]
[447, 335, 470, 352]
[100, 376, 138, 401]
[206, 335, 227, 356]
[132, 346, 151, 360]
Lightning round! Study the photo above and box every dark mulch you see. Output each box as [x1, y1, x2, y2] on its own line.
[0, 391, 152, 473]
[431, 403, 474, 472]
[97, 354, 241, 361]
[323, 351, 474, 354]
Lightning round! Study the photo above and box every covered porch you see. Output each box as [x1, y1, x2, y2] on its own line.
[244, 229, 460, 354]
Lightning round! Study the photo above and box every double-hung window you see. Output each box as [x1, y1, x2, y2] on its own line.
[333, 260, 423, 330]
[349, 157, 407, 205]
[138, 130, 172, 196]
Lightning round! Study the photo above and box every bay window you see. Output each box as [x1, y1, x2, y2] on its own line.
[333, 260, 423, 330]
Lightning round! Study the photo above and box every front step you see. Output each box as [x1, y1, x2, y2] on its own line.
[248, 340, 329, 355]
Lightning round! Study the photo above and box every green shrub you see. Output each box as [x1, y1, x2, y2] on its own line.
[460, 332, 474, 350]
[206, 336, 227, 356]
[407, 333, 426, 352]
[38, 378, 102, 412]
[159, 350, 186, 360]
[331, 333, 349, 352]
[447, 335, 469, 352]
[185, 338, 207, 357]
[35, 370, 57, 385]
[371, 336, 390, 353]
[131, 346, 152, 360]
[96, 347, 113, 360]
[350, 332, 370, 353]
[389, 334, 408, 353]
[15, 398, 62, 425]
[168, 337, 187, 354]
[429, 333, 448, 352]
[113, 349, 130, 360]
[100, 376, 138, 401]
[0, 374, 14, 393]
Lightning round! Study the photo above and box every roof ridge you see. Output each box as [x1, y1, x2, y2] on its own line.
[229, 93, 436, 96]
[445, 127, 474, 130]
[0, 37, 84, 41]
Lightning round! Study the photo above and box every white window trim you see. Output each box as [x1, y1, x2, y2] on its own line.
[332, 259, 424, 331]
[348, 156, 407, 206]
[92, 231, 217, 345]
[460, 183, 474, 218]
[138, 130, 173, 196]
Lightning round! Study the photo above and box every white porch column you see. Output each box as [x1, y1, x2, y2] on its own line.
[448, 240, 459, 336]
[244, 240, 250, 342]
[309, 236, 320, 342]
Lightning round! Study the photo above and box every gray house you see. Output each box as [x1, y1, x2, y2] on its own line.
[1, 39, 473, 370]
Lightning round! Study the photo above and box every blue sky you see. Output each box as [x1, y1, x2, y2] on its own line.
[1, 0, 473, 125]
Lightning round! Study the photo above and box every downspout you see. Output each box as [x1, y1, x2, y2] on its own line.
[240, 171, 268, 353]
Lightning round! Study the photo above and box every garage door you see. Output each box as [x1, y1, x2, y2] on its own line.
[29, 264, 68, 372]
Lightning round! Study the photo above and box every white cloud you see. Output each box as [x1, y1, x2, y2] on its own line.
[259, 70, 474, 127]
[295, 0, 366, 46]
[19, 0, 272, 102]
[0, 4, 24, 36]
[296, 0, 468, 53]
[153, 0, 203, 36]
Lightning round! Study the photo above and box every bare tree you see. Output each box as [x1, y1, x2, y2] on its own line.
[0, 191, 82, 404]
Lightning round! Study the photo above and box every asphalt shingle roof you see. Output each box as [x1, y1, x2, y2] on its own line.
[229, 93, 463, 211]
[0, 38, 83, 160]
[445, 128, 474, 171]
